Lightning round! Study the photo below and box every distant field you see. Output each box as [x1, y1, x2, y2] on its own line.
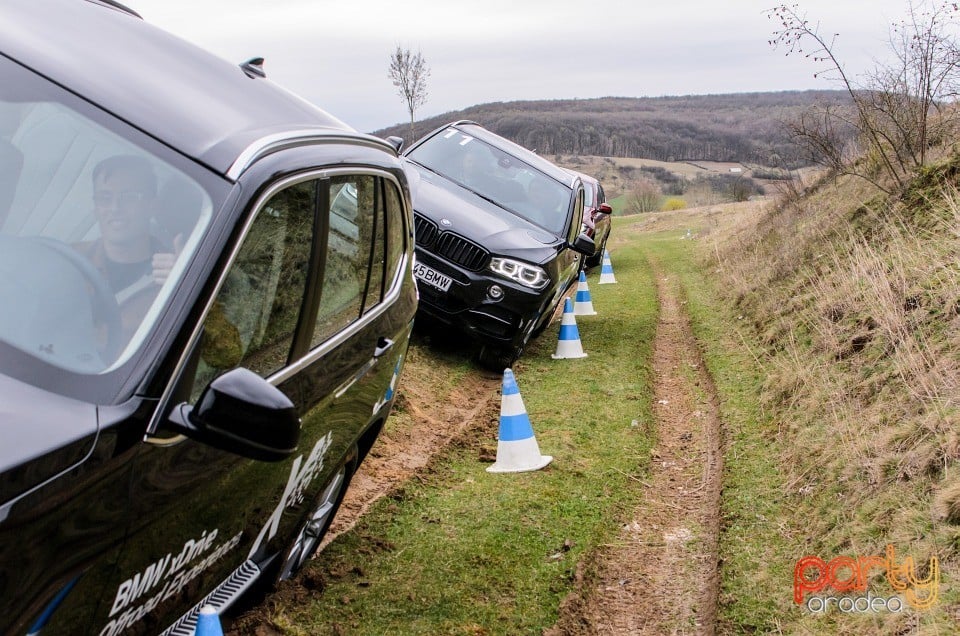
[556, 154, 810, 211]
[558, 155, 782, 192]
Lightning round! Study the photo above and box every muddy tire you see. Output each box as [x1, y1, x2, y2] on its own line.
[477, 344, 520, 372]
[277, 446, 358, 581]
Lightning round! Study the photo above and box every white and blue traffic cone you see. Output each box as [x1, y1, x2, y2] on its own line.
[573, 270, 597, 316]
[487, 368, 553, 473]
[194, 606, 224, 636]
[598, 249, 617, 284]
[551, 298, 587, 359]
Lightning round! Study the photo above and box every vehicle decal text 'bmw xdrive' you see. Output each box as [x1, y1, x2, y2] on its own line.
[101, 529, 243, 635]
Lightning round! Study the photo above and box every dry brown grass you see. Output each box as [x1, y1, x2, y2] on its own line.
[701, 157, 960, 631]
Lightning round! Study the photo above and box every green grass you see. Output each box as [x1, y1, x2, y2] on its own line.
[607, 193, 630, 215]
[269, 240, 659, 634]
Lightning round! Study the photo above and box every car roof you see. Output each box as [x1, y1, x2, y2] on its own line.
[565, 168, 599, 187]
[438, 121, 581, 189]
[1, 0, 387, 178]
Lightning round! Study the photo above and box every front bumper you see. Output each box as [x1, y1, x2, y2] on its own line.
[413, 248, 548, 349]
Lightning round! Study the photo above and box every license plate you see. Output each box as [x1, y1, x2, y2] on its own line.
[414, 262, 453, 292]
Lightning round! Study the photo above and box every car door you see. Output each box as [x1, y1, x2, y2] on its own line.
[98, 167, 408, 635]
[97, 174, 331, 635]
[276, 172, 413, 575]
[556, 184, 586, 292]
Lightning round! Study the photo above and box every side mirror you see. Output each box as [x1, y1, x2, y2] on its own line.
[598, 203, 613, 214]
[385, 136, 404, 153]
[569, 232, 596, 256]
[168, 368, 300, 462]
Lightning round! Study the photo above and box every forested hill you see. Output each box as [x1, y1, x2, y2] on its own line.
[372, 91, 848, 169]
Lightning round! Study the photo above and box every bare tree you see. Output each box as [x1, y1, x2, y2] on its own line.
[629, 178, 663, 213]
[388, 45, 430, 142]
[768, 1, 960, 193]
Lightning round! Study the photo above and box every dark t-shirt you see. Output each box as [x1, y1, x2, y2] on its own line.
[103, 256, 152, 294]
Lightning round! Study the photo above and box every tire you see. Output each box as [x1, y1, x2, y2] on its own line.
[585, 235, 607, 269]
[277, 446, 357, 581]
[477, 344, 521, 372]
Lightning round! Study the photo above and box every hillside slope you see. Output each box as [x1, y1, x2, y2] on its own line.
[373, 91, 849, 168]
[709, 156, 960, 630]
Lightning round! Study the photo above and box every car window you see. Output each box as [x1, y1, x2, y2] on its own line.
[312, 175, 376, 344]
[0, 57, 215, 377]
[583, 182, 596, 207]
[191, 180, 316, 400]
[383, 180, 406, 292]
[407, 128, 570, 234]
[363, 180, 386, 314]
[569, 188, 585, 244]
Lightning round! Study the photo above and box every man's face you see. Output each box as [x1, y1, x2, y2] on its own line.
[93, 170, 152, 247]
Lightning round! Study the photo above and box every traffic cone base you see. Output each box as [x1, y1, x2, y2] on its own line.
[552, 298, 587, 359]
[195, 605, 224, 636]
[487, 369, 553, 473]
[598, 249, 617, 284]
[573, 270, 597, 316]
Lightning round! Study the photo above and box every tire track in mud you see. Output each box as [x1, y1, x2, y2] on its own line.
[549, 265, 725, 635]
[321, 352, 502, 547]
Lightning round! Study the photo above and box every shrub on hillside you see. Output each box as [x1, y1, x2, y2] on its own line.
[629, 178, 662, 213]
[752, 167, 792, 180]
[700, 173, 763, 202]
[642, 165, 687, 195]
[662, 197, 687, 211]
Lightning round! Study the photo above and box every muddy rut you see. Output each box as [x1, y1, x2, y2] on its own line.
[549, 267, 725, 635]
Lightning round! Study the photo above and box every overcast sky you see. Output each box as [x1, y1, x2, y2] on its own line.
[128, 0, 914, 134]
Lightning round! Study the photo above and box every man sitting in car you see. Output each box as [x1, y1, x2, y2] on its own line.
[73, 154, 180, 347]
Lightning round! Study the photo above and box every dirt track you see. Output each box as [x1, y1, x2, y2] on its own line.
[547, 265, 726, 634]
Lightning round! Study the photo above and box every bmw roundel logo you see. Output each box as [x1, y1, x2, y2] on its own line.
[440, 218, 452, 226]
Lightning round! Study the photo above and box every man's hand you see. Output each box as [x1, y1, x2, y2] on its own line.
[152, 233, 184, 285]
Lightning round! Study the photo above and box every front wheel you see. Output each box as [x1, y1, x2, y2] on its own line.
[584, 235, 607, 269]
[477, 344, 521, 372]
[277, 447, 357, 581]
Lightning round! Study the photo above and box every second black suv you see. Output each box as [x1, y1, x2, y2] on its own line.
[402, 121, 594, 368]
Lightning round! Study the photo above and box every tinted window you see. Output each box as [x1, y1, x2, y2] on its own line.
[363, 180, 386, 314]
[383, 180, 406, 292]
[583, 182, 596, 207]
[312, 175, 375, 344]
[191, 180, 316, 399]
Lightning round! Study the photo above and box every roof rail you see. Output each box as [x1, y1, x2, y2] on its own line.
[87, 0, 142, 19]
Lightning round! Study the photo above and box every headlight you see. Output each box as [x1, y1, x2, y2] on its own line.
[488, 257, 549, 290]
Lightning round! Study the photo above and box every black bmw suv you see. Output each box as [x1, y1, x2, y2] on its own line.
[0, 1, 417, 633]
[402, 121, 594, 368]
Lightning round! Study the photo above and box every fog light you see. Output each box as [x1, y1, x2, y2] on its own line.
[487, 284, 504, 301]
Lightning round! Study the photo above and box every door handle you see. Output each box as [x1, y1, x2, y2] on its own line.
[374, 337, 394, 358]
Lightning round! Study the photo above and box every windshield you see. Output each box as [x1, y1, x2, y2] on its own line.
[0, 56, 217, 378]
[407, 127, 570, 234]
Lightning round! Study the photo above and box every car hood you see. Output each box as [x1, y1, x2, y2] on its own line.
[0, 373, 98, 511]
[405, 162, 562, 263]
